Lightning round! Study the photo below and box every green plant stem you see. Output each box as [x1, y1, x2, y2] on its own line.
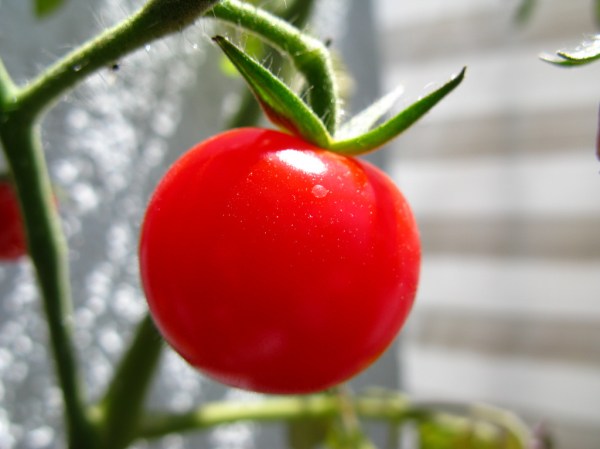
[0, 116, 95, 448]
[331, 385, 372, 448]
[0, 1, 220, 446]
[136, 394, 530, 448]
[14, 0, 220, 118]
[210, 0, 339, 133]
[96, 314, 163, 449]
[139, 395, 341, 439]
[385, 420, 400, 449]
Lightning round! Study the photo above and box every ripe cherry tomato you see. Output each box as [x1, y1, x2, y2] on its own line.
[0, 180, 27, 261]
[139, 128, 420, 394]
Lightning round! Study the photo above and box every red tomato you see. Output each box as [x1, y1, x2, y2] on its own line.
[139, 128, 420, 394]
[0, 181, 27, 261]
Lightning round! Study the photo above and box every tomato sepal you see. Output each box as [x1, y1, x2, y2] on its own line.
[214, 35, 465, 156]
[213, 35, 333, 148]
[330, 67, 466, 155]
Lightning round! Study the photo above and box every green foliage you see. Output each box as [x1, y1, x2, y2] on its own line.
[419, 416, 524, 449]
[34, 0, 64, 17]
[541, 35, 600, 66]
[214, 36, 465, 155]
[288, 417, 331, 449]
[514, 0, 536, 25]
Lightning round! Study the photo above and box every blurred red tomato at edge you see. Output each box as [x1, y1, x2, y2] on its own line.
[0, 181, 27, 260]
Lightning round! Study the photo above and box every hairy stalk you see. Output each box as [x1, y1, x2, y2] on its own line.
[210, 0, 339, 133]
[14, 0, 220, 119]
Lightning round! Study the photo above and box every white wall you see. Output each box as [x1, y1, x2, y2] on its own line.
[374, 1, 600, 447]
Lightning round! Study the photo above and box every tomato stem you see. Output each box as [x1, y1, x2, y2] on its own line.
[1, 2, 222, 446]
[95, 315, 164, 449]
[0, 116, 96, 449]
[210, 0, 339, 133]
[135, 393, 531, 448]
[12, 0, 220, 119]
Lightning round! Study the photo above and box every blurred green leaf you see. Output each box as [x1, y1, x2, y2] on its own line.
[514, 0, 536, 25]
[541, 34, 600, 66]
[288, 417, 331, 449]
[35, 0, 64, 17]
[419, 418, 509, 449]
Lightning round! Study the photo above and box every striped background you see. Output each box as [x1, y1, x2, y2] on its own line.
[373, 1, 600, 448]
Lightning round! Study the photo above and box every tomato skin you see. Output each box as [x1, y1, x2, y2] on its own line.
[0, 181, 27, 261]
[139, 128, 420, 394]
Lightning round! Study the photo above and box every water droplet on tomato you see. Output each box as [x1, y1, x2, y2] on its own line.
[311, 184, 329, 198]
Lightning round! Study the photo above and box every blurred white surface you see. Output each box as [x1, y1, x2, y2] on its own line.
[374, 0, 600, 447]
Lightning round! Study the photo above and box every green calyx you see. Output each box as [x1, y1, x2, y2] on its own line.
[214, 34, 466, 155]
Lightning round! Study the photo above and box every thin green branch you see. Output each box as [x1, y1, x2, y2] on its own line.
[136, 393, 530, 448]
[14, 0, 220, 119]
[1, 2, 221, 447]
[0, 118, 96, 448]
[210, 0, 339, 133]
[138, 395, 340, 439]
[96, 315, 164, 449]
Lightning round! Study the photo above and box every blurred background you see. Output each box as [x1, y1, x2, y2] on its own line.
[0, 0, 599, 448]
[376, 1, 600, 448]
